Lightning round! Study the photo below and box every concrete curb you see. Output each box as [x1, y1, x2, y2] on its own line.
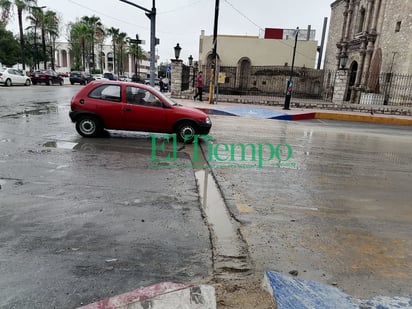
[315, 112, 412, 125]
[77, 282, 216, 309]
[181, 101, 412, 126]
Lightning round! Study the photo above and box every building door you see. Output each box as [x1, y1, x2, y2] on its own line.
[345, 62, 358, 101]
[239, 59, 251, 91]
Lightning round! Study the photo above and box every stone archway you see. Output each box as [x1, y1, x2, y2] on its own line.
[237, 57, 251, 90]
[61, 50, 68, 67]
[345, 61, 358, 102]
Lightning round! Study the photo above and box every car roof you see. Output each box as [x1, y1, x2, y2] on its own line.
[89, 80, 151, 87]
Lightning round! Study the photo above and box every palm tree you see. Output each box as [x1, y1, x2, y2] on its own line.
[43, 10, 59, 70]
[68, 21, 90, 70]
[107, 27, 119, 74]
[116, 31, 127, 74]
[81, 15, 103, 73]
[0, 0, 38, 69]
[128, 42, 146, 78]
[26, 5, 41, 69]
[95, 25, 105, 73]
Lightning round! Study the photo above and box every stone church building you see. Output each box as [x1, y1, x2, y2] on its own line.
[324, 0, 411, 104]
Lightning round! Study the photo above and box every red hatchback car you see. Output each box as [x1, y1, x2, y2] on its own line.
[69, 81, 212, 142]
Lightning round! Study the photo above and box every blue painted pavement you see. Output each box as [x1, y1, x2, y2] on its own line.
[207, 106, 288, 119]
[264, 271, 412, 309]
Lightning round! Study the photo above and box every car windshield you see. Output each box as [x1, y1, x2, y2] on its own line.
[148, 86, 179, 106]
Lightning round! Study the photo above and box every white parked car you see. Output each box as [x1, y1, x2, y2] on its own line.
[0, 68, 31, 86]
[92, 74, 109, 80]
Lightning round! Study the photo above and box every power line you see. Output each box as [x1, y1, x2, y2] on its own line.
[222, 0, 263, 32]
[68, 0, 147, 30]
[157, 0, 202, 15]
[221, 0, 313, 61]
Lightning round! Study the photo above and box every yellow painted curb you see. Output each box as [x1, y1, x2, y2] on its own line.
[315, 112, 412, 126]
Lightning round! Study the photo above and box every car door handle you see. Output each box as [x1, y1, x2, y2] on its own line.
[123, 107, 131, 112]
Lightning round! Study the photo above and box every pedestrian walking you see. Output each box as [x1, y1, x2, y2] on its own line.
[193, 71, 203, 102]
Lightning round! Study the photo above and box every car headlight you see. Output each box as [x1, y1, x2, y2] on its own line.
[205, 116, 211, 124]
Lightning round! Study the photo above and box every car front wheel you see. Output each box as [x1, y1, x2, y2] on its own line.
[5, 79, 12, 86]
[176, 121, 197, 143]
[48, 79, 53, 86]
[75, 116, 102, 137]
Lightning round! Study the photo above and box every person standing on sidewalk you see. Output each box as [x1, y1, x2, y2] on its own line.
[193, 71, 203, 102]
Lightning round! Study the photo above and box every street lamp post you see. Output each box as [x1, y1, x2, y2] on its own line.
[193, 61, 198, 88]
[119, 0, 158, 87]
[283, 27, 299, 110]
[174, 43, 181, 60]
[188, 55, 193, 89]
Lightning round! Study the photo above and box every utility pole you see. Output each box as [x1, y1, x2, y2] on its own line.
[208, 0, 219, 104]
[119, 0, 158, 87]
[283, 27, 299, 110]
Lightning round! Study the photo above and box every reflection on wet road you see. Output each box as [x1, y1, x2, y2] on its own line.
[208, 116, 412, 299]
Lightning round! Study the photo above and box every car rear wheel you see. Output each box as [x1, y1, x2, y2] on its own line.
[48, 79, 53, 86]
[75, 116, 103, 137]
[176, 121, 197, 143]
[5, 79, 12, 87]
[59, 80, 63, 86]
[25, 79, 31, 86]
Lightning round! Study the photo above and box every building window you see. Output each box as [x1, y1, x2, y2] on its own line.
[357, 8, 365, 33]
[395, 21, 401, 32]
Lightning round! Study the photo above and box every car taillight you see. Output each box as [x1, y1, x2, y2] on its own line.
[0, 73, 3, 77]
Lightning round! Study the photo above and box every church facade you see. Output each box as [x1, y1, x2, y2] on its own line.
[324, 0, 411, 104]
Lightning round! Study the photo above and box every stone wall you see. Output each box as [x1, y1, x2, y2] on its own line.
[324, 0, 346, 71]
[377, 0, 412, 74]
[170, 60, 183, 96]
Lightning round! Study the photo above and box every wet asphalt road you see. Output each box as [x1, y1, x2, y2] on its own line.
[0, 85, 212, 308]
[1, 84, 412, 307]
[207, 115, 412, 299]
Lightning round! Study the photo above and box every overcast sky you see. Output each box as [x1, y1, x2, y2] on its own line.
[5, 0, 332, 65]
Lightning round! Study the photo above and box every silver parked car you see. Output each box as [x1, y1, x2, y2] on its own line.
[0, 68, 31, 86]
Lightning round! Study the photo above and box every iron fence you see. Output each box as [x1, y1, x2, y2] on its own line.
[203, 65, 412, 106]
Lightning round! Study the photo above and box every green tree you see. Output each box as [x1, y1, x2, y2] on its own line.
[81, 15, 103, 72]
[68, 21, 90, 70]
[26, 6, 42, 69]
[0, 0, 38, 69]
[107, 27, 119, 74]
[26, 8, 59, 69]
[128, 43, 146, 78]
[43, 10, 59, 70]
[0, 24, 20, 66]
[116, 31, 127, 74]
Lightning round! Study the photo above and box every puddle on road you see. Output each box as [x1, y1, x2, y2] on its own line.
[195, 169, 251, 275]
[185, 142, 251, 276]
[43, 141, 78, 149]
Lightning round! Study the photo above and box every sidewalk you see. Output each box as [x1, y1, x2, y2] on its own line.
[173, 97, 412, 126]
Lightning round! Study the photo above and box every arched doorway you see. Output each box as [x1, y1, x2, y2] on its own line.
[238, 58, 251, 91]
[61, 50, 68, 67]
[345, 61, 358, 102]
